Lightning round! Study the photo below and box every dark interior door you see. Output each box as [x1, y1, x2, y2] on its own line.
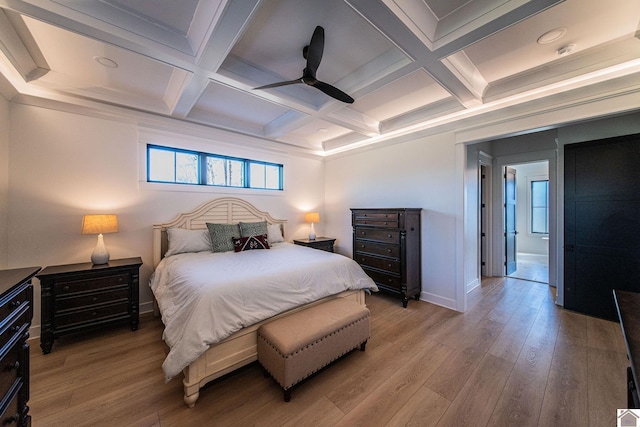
[564, 133, 640, 320]
[505, 167, 517, 275]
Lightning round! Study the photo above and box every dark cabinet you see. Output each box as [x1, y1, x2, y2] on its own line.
[351, 208, 421, 307]
[37, 257, 142, 354]
[0, 266, 39, 427]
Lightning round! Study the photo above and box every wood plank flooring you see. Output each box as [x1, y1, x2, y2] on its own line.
[29, 277, 628, 426]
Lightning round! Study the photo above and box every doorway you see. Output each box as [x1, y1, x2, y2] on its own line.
[504, 161, 549, 284]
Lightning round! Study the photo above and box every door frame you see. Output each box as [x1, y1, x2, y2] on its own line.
[492, 150, 558, 293]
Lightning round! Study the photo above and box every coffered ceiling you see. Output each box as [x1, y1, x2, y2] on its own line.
[0, 0, 639, 155]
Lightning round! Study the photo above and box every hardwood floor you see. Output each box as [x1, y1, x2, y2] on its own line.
[29, 277, 628, 426]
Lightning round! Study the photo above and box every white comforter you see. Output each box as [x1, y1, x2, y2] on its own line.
[149, 242, 377, 380]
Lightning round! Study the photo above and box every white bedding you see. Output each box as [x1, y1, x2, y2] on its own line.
[149, 242, 377, 380]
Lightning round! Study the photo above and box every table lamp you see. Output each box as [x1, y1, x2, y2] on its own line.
[305, 212, 319, 241]
[82, 214, 118, 264]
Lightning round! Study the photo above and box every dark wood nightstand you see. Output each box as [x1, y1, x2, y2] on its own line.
[37, 257, 142, 354]
[293, 237, 336, 253]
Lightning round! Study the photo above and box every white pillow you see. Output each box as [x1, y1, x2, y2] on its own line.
[165, 228, 212, 257]
[267, 223, 284, 243]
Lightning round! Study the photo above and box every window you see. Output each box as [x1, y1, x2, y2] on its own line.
[531, 179, 549, 234]
[147, 145, 283, 190]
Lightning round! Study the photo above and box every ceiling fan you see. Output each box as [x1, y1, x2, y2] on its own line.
[254, 26, 354, 104]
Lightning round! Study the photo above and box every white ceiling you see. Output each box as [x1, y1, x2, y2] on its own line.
[0, 0, 639, 155]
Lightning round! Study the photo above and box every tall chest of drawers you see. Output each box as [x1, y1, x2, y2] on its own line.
[37, 257, 142, 354]
[0, 266, 39, 427]
[351, 208, 421, 307]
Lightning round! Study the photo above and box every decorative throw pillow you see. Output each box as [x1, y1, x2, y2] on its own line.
[239, 221, 268, 237]
[206, 223, 241, 253]
[165, 228, 212, 257]
[232, 234, 270, 252]
[267, 223, 284, 243]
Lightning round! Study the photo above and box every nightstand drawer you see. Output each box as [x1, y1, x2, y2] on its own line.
[354, 227, 400, 244]
[55, 288, 129, 311]
[55, 273, 129, 295]
[55, 301, 130, 329]
[354, 240, 400, 258]
[355, 254, 401, 274]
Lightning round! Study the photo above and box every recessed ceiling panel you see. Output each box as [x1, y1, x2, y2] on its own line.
[277, 118, 352, 150]
[226, 0, 407, 96]
[23, 16, 176, 109]
[462, 0, 640, 83]
[352, 70, 452, 122]
[191, 82, 291, 130]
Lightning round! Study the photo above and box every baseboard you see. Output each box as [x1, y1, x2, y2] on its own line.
[421, 291, 458, 311]
[466, 278, 480, 293]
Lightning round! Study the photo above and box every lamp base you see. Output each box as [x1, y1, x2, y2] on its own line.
[309, 223, 316, 241]
[91, 233, 110, 265]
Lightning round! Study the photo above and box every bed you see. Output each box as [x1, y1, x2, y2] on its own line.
[150, 197, 377, 407]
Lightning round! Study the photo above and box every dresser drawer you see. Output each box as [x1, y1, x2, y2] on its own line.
[55, 288, 129, 311]
[55, 302, 129, 329]
[354, 227, 400, 244]
[0, 286, 30, 330]
[354, 214, 399, 228]
[362, 267, 402, 290]
[55, 273, 129, 295]
[354, 240, 400, 258]
[0, 340, 21, 400]
[0, 311, 28, 363]
[0, 382, 20, 426]
[355, 254, 401, 274]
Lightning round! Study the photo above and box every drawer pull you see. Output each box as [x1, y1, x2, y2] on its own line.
[92, 311, 97, 317]
[8, 300, 21, 309]
[388, 264, 392, 268]
[387, 249, 392, 253]
[361, 245, 366, 249]
[387, 234, 392, 238]
[10, 325, 20, 333]
[3, 413, 19, 425]
[7, 361, 19, 371]
[63, 285, 70, 291]
[361, 231, 366, 235]
[92, 297, 98, 303]
[388, 279, 393, 283]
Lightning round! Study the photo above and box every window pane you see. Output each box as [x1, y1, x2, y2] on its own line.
[265, 165, 280, 189]
[228, 159, 244, 187]
[532, 181, 548, 207]
[206, 157, 244, 187]
[250, 163, 266, 188]
[176, 152, 198, 184]
[148, 148, 175, 182]
[532, 207, 548, 234]
[531, 180, 549, 234]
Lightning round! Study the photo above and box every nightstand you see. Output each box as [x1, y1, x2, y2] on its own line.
[293, 237, 336, 253]
[37, 257, 142, 354]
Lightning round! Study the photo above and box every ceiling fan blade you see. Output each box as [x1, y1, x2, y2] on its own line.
[306, 26, 324, 75]
[254, 78, 304, 90]
[312, 80, 354, 104]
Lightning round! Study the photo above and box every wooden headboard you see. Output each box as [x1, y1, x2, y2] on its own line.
[152, 197, 287, 267]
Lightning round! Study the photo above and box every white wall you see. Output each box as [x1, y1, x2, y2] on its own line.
[7, 103, 326, 334]
[0, 94, 8, 268]
[325, 132, 460, 309]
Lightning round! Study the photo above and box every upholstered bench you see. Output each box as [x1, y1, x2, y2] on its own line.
[257, 297, 370, 402]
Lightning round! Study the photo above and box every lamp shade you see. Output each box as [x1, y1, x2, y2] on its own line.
[81, 214, 118, 235]
[305, 212, 320, 223]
